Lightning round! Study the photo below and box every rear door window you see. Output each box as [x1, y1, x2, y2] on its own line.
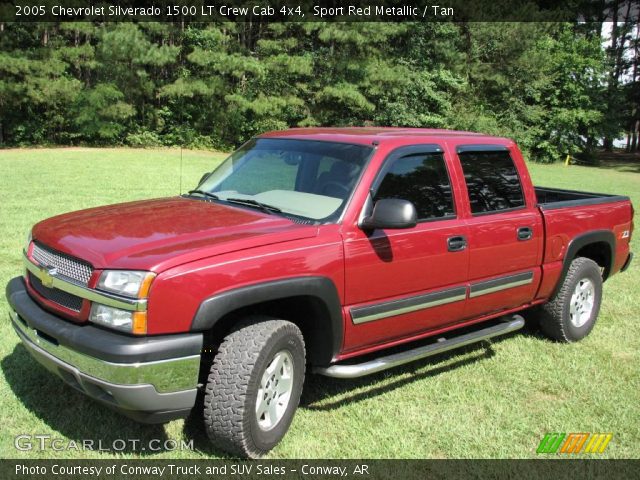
[457, 150, 525, 214]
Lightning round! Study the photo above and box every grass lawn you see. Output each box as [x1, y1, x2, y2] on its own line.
[0, 148, 638, 459]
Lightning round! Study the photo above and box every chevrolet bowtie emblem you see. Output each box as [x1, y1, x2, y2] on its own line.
[40, 266, 57, 288]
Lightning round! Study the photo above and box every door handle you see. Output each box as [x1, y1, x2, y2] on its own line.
[447, 235, 467, 252]
[517, 227, 533, 241]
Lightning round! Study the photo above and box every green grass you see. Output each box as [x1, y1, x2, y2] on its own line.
[0, 148, 638, 459]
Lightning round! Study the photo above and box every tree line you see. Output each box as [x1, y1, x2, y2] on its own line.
[0, 18, 638, 161]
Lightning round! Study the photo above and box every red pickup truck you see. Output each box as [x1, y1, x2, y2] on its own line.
[7, 128, 633, 457]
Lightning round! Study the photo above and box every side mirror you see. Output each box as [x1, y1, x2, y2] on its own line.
[360, 199, 417, 230]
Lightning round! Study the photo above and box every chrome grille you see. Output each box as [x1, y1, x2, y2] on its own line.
[29, 272, 83, 312]
[31, 242, 93, 285]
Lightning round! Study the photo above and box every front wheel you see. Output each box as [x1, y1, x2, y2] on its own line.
[539, 257, 603, 342]
[203, 317, 305, 458]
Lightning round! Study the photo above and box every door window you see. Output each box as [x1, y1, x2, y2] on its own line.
[458, 150, 525, 214]
[373, 152, 455, 221]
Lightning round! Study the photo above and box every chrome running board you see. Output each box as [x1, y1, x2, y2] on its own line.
[314, 315, 525, 379]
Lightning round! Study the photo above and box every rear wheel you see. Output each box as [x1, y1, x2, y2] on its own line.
[539, 257, 603, 342]
[203, 317, 305, 458]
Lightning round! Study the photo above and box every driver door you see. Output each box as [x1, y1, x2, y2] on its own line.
[342, 145, 469, 354]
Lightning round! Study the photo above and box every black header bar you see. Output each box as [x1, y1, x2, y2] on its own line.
[1, 0, 638, 23]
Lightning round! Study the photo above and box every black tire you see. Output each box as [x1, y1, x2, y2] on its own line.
[539, 257, 603, 342]
[203, 317, 305, 458]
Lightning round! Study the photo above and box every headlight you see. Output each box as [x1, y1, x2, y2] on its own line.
[93, 270, 154, 334]
[89, 304, 147, 334]
[97, 270, 156, 298]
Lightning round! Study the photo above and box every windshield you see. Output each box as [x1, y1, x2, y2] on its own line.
[196, 138, 372, 221]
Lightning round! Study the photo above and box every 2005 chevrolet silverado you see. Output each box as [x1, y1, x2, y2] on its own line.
[6, 128, 634, 457]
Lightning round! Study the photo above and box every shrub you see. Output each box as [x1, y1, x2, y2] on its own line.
[126, 130, 163, 147]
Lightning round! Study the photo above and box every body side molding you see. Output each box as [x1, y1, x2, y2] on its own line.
[190, 276, 343, 365]
[350, 286, 466, 324]
[469, 271, 534, 298]
[350, 270, 536, 325]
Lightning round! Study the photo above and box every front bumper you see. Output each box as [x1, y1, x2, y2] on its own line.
[6, 276, 203, 423]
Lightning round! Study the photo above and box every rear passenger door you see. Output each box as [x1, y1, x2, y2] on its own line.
[456, 145, 542, 319]
[342, 145, 469, 353]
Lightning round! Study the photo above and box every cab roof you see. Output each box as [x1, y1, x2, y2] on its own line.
[258, 127, 513, 148]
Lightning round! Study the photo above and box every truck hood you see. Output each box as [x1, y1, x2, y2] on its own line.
[32, 197, 318, 271]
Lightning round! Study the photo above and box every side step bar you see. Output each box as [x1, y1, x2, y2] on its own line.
[314, 315, 525, 379]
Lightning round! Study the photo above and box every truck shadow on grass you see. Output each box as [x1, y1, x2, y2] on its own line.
[2, 344, 171, 457]
[184, 323, 547, 455]
[4, 323, 545, 458]
[180, 342, 500, 456]
[300, 341, 497, 411]
[300, 318, 547, 411]
[180, 339, 500, 456]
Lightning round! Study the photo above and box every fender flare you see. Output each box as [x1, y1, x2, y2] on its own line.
[553, 230, 615, 297]
[190, 276, 343, 365]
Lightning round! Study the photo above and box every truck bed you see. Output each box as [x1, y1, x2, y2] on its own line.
[535, 186, 630, 210]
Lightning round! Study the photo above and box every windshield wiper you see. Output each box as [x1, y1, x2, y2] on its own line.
[187, 189, 220, 201]
[225, 198, 282, 214]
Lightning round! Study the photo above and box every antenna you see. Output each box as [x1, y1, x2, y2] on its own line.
[179, 146, 183, 195]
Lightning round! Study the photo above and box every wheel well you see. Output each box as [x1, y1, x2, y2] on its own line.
[199, 295, 339, 372]
[574, 241, 612, 280]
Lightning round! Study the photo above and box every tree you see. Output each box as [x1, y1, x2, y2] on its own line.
[73, 84, 134, 142]
[0, 19, 632, 162]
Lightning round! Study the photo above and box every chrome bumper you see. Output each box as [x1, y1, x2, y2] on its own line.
[10, 309, 200, 393]
[7, 276, 203, 423]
